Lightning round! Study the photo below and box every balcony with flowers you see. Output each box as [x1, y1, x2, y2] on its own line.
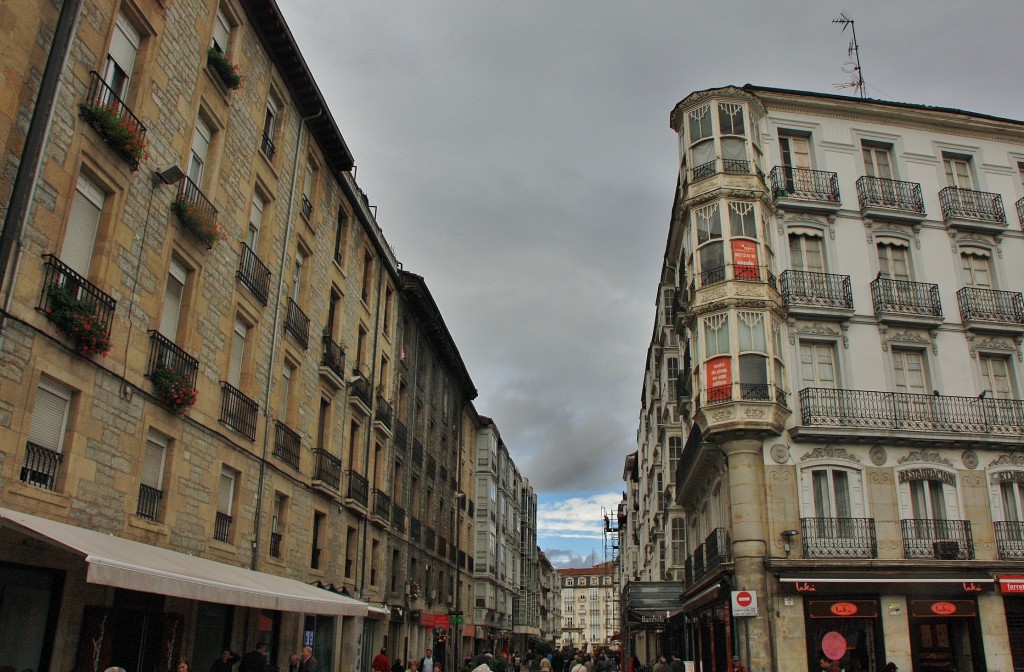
[79, 71, 148, 170]
[206, 47, 242, 90]
[147, 331, 199, 415]
[171, 175, 224, 248]
[39, 255, 116, 357]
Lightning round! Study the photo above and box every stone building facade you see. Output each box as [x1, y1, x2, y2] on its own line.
[632, 84, 1024, 672]
[558, 563, 619, 652]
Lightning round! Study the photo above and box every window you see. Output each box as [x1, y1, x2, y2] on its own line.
[22, 380, 72, 490]
[688, 105, 714, 173]
[291, 249, 305, 302]
[159, 256, 188, 341]
[334, 208, 349, 264]
[943, 154, 974, 190]
[668, 436, 681, 476]
[891, 348, 928, 395]
[361, 251, 374, 303]
[301, 162, 315, 218]
[187, 117, 213, 185]
[311, 512, 325, 570]
[812, 468, 852, 519]
[370, 539, 380, 585]
[227, 318, 247, 388]
[138, 430, 167, 521]
[960, 249, 993, 288]
[862, 142, 894, 179]
[980, 354, 1015, 399]
[788, 233, 825, 273]
[910, 479, 949, 522]
[210, 7, 230, 54]
[1001, 480, 1024, 522]
[670, 517, 685, 566]
[215, 466, 235, 541]
[718, 103, 745, 136]
[877, 241, 912, 281]
[799, 341, 838, 389]
[729, 202, 757, 238]
[62, 174, 104, 278]
[261, 94, 279, 158]
[103, 13, 140, 100]
[247, 193, 264, 249]
[269, 494, 285, 558]
[702, 313, 729, 359]
[779, 134, 812, 169]
[738, 311, 768, 399]
[279, 362, 293, 419]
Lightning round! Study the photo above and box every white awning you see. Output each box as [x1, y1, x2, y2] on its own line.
[0, 507, 369, 616]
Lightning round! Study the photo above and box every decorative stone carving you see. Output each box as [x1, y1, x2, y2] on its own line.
[878, 325, 938, 354]
[711, 409, 733, 421]
[744, 408, 767, 419]
[800, 444, 860, 463]
[988, 453, 1024, 469]
[961, 450, 979, 469]
[966, 333, 1022, 362]
[866, 219, 921, 249]
[770, 444, 790, 464]
[869, 445, 887, 466]
[898, 449, 954, 467]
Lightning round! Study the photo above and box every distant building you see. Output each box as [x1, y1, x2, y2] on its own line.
[558, 563, 620, 651]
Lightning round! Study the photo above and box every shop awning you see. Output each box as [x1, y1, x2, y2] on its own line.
[0, 507, 370, 616]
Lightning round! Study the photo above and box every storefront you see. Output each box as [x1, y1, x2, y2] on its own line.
[679, 582, 730, 672]
[999, 576, 1024, 672]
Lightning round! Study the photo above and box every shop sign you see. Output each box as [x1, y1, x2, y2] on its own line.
[910, 600, 976, 618]
[808, 600, 879, 619]
[731, 239, 759, 280]
[707, 357, 732, 402]
[999, 576, 1024, 593]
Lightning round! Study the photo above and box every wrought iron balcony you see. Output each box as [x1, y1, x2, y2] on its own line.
[801, 517, 877, 558]
[80, 71, 147, 169]
[394, 420, 408, 451]
[260, 132, 275, 160]
[855, 176, 925, 217]
[689, 158, 757, 182]
[692, 543, 705, 578]
[214, 512, 232, 542]
[20, 441, 62, 491]
[425, 527, 436, 552]
[270, 532, 282, 558]
[372, 489, 391, 522]
[1017, 197, 1024, 228]
[311, 546, 321, 570]
[346, 470, 369, 507]
[939, 186, 1006, 228]
[301, 195, 313, 219]
[696, 264, 777, 289]
[220, 382, 258, 440]
[147, 330, 199, 393]
[769, 166, 840, 205]
[137, 484, 163, 521]
[410, 516, 422, 543]
[957, 287, 1024, 327]
[900, 519, 974, 559]
[39, 255, 117, 353]
[994, 521, 1024, 559]
[412, 439, 424, 467]
[701, 383, 787, 407]
[313, 449, 341, 489]
[173, 175, 219, 248]
[284, 298, 309, 349]
[870, 277, 942, 320]
[798, 387, 1024, 436]
[237, 243, 271, 305]
[426, 456, 437, 480]
[703, 527, 729, 572]
[780, 270, 853, 312]
[273, 420, 301, 469]
[392, 504, 406, 533]
[375, 392, 394, 429]
[321, 334, 345, 379]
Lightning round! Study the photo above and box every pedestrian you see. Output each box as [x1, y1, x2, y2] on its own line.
[211, 650, 241, 672]
[373, 649, 391, 672]
[239, 642, 269, 672]
[288, 655, 300, 672]
[653, 657, 667, 672]
[420, 649, 437, 672]
[885, 665, 897, 672]
[540, 660, 552, 672]
[299, 646, 317, 672]
[392, 657, 405, 672]
[569, 656, 586, 672]
[729, 656, 747, 672]
[178, 660, 191, 672]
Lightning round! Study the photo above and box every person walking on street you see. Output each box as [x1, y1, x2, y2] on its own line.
[239, 643, 269, 672]
[729, 657, 748, 672]
[211, 650, 241, 672]
[373, 649, 391, 672]
[287, 655, 300, 672]
[299, 647, 317, 672]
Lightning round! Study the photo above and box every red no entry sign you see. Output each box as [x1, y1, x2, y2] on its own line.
[732, 590, 758, 616]
[736, 591, 752, 606]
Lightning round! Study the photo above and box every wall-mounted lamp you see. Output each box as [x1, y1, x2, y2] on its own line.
[153, 165, 186, 187]
[781, 529, 800, 556]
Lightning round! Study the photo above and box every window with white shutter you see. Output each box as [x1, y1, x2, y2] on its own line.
[210, 8, 230, 54]
[227, 318, 247, 388]
[22, 380, 72, 490]
[159, 257, 187, 341]
[103, 13, 140, 100]
[248, 193, 264, 248]
[62, 175, 104, 278]
[217, 467, 235, 515]
[141, 432, 167, 490]
[188, 117, 213, 185]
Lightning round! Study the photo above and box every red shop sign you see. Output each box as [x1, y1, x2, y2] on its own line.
[1000, 576, 1024, 594]
[809, 600, 879, 619]
[910, 600, 976, 618]
[706, 356, 732, 402]
[731, 239, 759, 280]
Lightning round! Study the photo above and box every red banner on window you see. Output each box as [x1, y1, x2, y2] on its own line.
[731, 239, 759, 280]
[706, 356, 732, 402]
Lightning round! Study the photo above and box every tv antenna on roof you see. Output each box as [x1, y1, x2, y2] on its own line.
[832, 12, 866, 99]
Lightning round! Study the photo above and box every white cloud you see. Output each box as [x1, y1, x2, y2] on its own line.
[537, 492, 622, 539]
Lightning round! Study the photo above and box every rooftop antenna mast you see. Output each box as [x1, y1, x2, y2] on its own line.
[832, 12, 866, 99]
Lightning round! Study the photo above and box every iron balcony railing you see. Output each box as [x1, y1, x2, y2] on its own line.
[349, 367, 372, 407]
[273, 420, 301, 469]
[147, 330, 199, 396]
[994, 521, 1024, 559]
[957, 287, 1024, 325]
[780, 270, 853, 310]
[426, 456, 437, 480]
[425, 527, 436, 552]
[801, 517, 877, 558]
[311, 546, 321, 570]
[372, 489, 391, 521]
[692, 543, 705, 578]
[394, 420, 408, 451]
[346, 470, 369, 507]
[702, 383, 787, 407]
[799, 387, 1024, 435]
[321, 334, 345, 379]
[412, 439, 424, 467]
[392, 504, 406, 533]
[870, 277, 942, 318]
[769, 166, 840, 203]
[410, 516, 422, 543]
[939, 186, 1006, 225]
[175, 174, 219, 248]
[301, 195, 313, 219]
[260, 132, 275, 160]
[237, 243, 271, 305]
[270, 532, 282, 558]
[214, 512, 232, 542]
[703, 528, 728, 572]
[1017, 197, 1024, 227]
[900, 519, 974, 559]
[220, 382, 258, 441]
[690, 158, 757, 182]
[375, 393, 394, 429]
[39, 255, 117, 349]
[855, 176, 925, 214]
[284, 298, 309, 349]
[313, 450, 341, 489]
[137, 484, 163, 521]
[82, 71, 147, 169]
[21, 441, 62, 491]
[696, 264, 777, 289]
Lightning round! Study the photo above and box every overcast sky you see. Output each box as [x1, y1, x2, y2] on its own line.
[278, 0, 1023, 566]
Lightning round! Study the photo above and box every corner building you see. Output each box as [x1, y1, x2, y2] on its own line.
[658, 86, 1024, 672]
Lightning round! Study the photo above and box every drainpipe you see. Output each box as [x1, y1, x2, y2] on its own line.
[251, 108, 321, 571]
[0, 0, 86, 312]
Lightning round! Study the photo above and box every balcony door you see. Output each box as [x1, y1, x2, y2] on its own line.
[103, 13, 140, 101]
[877, 241, 914, 309]
[779, 134, 812, 193]
[789, 233, 828, 300]
[944, 155, 974, 190]
[62, 174, 104, 280]
[908, 479, 952, 546]
[799, 341, 837, 389]
[862, 143, 899, 206]
[960, 250, 993, 289]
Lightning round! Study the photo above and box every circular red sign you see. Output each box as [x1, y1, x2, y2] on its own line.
[830, 602, 859, 617]
[821, 631, 847, 661]
[931, 602, 958, 616]
[736, 591, 753, 607]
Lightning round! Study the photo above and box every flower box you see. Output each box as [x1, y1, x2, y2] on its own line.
[171, 194, 225, 247]
[79, 101, 148, 169]
[45, 283, 113, 357]
[150, 363, 197, 415]
[207, 48, 242, 90]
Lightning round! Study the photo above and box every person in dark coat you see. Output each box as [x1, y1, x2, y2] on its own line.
[211, 650, 241, 672]
[238, 642, 269, 672]
[299, 646, 317, 672]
